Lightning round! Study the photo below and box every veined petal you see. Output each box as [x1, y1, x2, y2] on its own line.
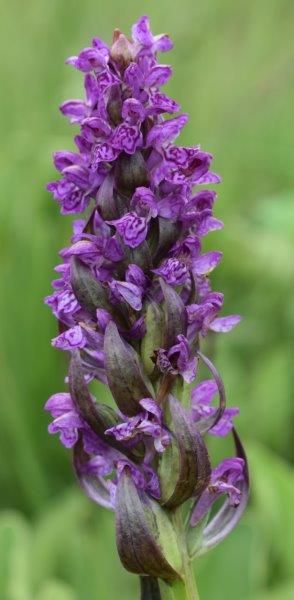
[209, 315, 242, 333]
[193, 251, 223, 275]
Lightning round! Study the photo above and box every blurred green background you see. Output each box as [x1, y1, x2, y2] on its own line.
[0, 0, 293, 598]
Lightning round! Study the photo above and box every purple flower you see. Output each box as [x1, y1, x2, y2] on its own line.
[156, 335, 198, 384]
[122, 98, 145, 124]
[125, 264, 148, 289]
[116, 460, 161, 499]
[44, 393, 84, 448]
[132, 15, 173, 54]
[106, 398, 170, 453]
[109, 279, 143, 311]
[52, 325, 87, 350]
[108, 212, 148, 248]
[191, 379, 239, 436]
[153, 258, 190, 286]
[47, 180, 91, 215]
[130, 186, 158, 219]
[66, 43, 109, 72]
[187, 296, 242, 338]
[190, 458, 245, 525]
[111, 123, 143, 154]
[148, 92, 180, 115]
[146, 114, 189, 148]
[192, 251, 222, 276]
[209, 315, 242, 333]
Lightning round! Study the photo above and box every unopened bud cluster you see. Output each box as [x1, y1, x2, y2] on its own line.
[45, 15, 249, 585]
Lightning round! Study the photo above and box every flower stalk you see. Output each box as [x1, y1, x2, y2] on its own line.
[45, 14, 249, 598]
[171, 509, 199, 600]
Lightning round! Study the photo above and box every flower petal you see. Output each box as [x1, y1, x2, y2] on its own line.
[209, 315, 242, 333]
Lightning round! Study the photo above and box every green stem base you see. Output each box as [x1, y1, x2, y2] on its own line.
[160, 508, 199, 600]
[159, 576, 199, 600]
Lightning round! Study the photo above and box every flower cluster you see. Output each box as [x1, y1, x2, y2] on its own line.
[45, 15, 248, 584]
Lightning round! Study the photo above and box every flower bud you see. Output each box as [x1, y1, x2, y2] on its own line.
[115, 152, 150, 195]
[159, 395, 211, 509]
[96, 174, 120, 221]
[122, 240, 153, 272]
[69, 350, 140, 461]
[115, 467, 182, 580]
[141, 301, 164, 376]
[110, 30, 135, 71]
[153, 218, 181, 264]
[107, 85, 123, 127]
[104, 322, 154, 416]
[70, 256, 110, 317]
[160, 279, 187, 348]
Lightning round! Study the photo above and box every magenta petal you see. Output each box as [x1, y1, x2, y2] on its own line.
[60, 100, 86, 124]
[197, 217, 224, 237]
[153, 258, 189, 286]
[146, 114, 188, 147]
[111, 124, 143, 155]
[148, 92, 180, 114]
[52, 325, 86, 351]
[209, 407, 240, 437]
[132, 15, 153, 46]
[44, 392, 73, 416]
[193, 251, 223, 275]
[153, 34, 173, 53]
[196, 172, 221, 185]
[145, 65, 172, 88]
[191, 379, 218, 406]
[109, 280, 142, 311]
[73, 443, 114, 510]
[209, 315, 242, 333]
[109, 213, 148, 249]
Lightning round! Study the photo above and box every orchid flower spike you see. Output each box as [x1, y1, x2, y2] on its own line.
[45, 15, 248, 600]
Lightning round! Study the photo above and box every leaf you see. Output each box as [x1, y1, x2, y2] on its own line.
[0, 512, 31, 600]
[254, 581, 294, 600]
[124, 241, 153, 271]
[247, 441, 294, 579]
[35, 579, 76, 600]
[31, 491, 88, 590]
[196, 522, 254, 600]
[69, 350, 119, 435]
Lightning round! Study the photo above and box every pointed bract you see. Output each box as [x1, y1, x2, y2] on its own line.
[104, 322, 154, 415]
[115, 468, 182, 580]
